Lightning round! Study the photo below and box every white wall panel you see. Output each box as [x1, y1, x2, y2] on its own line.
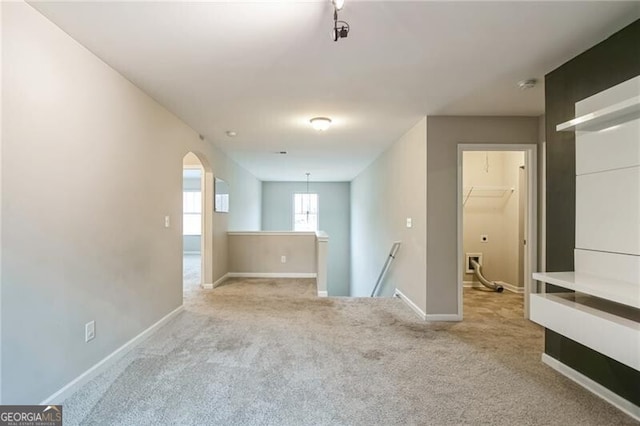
[576, 118, 640, 175]
[575, 249, 640, 284]
[576, 166, 640, 256]
[576, 75, 640, 116]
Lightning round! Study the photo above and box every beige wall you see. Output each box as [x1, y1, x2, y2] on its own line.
[351, 118, 427, 312]
[228, 233, 317, 274]
[463, 151, 524, 287]
[426, 116, 539, 316]
[1, 2, 260, 403]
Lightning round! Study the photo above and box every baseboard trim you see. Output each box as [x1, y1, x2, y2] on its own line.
[201, 283, 213, 290]
[541, 353, 640, 421]
[394, 288, 426, 321]
[40, 305, 184, 405]
[211, 273, 229, 289]
[317, 291, 328, 297]
[226, 272, 317, 279]
[425, 314, 462, 322]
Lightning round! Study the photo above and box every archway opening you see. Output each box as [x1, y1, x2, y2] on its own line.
[182, 151, 213, 293]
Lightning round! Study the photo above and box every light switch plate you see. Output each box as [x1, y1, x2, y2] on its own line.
[406, 218, 412, 228]
[164, 216, 170, 228]
[85, 320, 95, 342]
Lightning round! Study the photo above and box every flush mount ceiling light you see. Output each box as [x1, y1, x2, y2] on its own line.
[226, 130, 237, 137]
[517, 78, 537, 90]
[310, 117, 332, 131]
[331, 0, 349, 42]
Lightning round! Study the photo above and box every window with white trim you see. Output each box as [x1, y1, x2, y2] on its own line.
[293, 193, 318, 232]
[183, 191, 202, 235]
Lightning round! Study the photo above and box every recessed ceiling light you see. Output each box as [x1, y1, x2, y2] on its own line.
[309, 117, 332, 131]
[517, 79, 537, 90]
[226, 131, 237, 137]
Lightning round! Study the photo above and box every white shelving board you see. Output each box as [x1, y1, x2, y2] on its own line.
[533, 272, 639, 309]
[530, 293, 640, 371]
[556, 95, 640, 132]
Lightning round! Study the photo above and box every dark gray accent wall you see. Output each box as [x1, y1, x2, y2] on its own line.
[544, 19, 640, 403]
[545, 19, 640, 273]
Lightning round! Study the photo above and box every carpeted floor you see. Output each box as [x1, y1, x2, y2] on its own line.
[183, 253, 201, 292]
[61, 279, 638, 425]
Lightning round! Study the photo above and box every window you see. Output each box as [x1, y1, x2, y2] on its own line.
[183, 191, 202, 235]
[293, 193, 318, 231]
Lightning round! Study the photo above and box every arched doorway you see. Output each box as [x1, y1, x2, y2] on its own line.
[182, 152, 213, 292]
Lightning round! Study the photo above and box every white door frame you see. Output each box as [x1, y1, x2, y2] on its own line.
[456, 144, 538, 319]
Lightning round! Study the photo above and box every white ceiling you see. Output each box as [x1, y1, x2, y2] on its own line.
[30, 1, 640, 181]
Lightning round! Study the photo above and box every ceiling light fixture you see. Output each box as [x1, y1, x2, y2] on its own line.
[517, 78, 537, 90]
[226, 131, 237, 137]
[310, 117, 332, 131]
[331, 0, 349, 42]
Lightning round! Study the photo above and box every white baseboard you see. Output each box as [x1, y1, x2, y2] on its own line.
[464, 280, 524, 294]
[394, 288, 426, 320]
[40, 305, 184, 405]
[211, 273, 229, 289]
[317, 291, 328, 297]
[425, 314, 462, 322]
[226, 272, 317, 279]
[201, 283, 213, 290]
[542, 353, 640, 422]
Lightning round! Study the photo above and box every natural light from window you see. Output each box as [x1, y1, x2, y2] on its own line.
[183, 191, 202, 235]
[293, 193, 318, 232]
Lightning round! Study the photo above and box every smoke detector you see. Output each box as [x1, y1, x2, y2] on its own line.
[517, 79, 537, 90]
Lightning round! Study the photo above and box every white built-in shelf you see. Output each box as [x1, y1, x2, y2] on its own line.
[556, 95, 640, 132]
[533, 271, 639, 309]
[530, 293, 640, 371]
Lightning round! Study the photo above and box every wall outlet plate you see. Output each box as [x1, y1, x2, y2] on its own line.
[85, 320, 95, 342]
[480, 234, 488, 243]
[406, 217, 412, 228]
[164, 216, 170, 228]
[281, 255, 287, 263]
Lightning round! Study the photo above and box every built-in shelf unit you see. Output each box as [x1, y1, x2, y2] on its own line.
[532, 75, 640, 419]
[556, 95, 640, 132]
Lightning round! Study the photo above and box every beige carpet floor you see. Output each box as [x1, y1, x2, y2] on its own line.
[61, 278, 638, 425]
[183, 253, 201, 292]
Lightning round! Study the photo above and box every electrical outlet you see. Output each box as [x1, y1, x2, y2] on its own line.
[85, 321, 95, 342]
[406, 217, 412, 228]
[480, 234, 488, 243]
[164, 216, 170, 228]
[281, 255, 287, 263]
